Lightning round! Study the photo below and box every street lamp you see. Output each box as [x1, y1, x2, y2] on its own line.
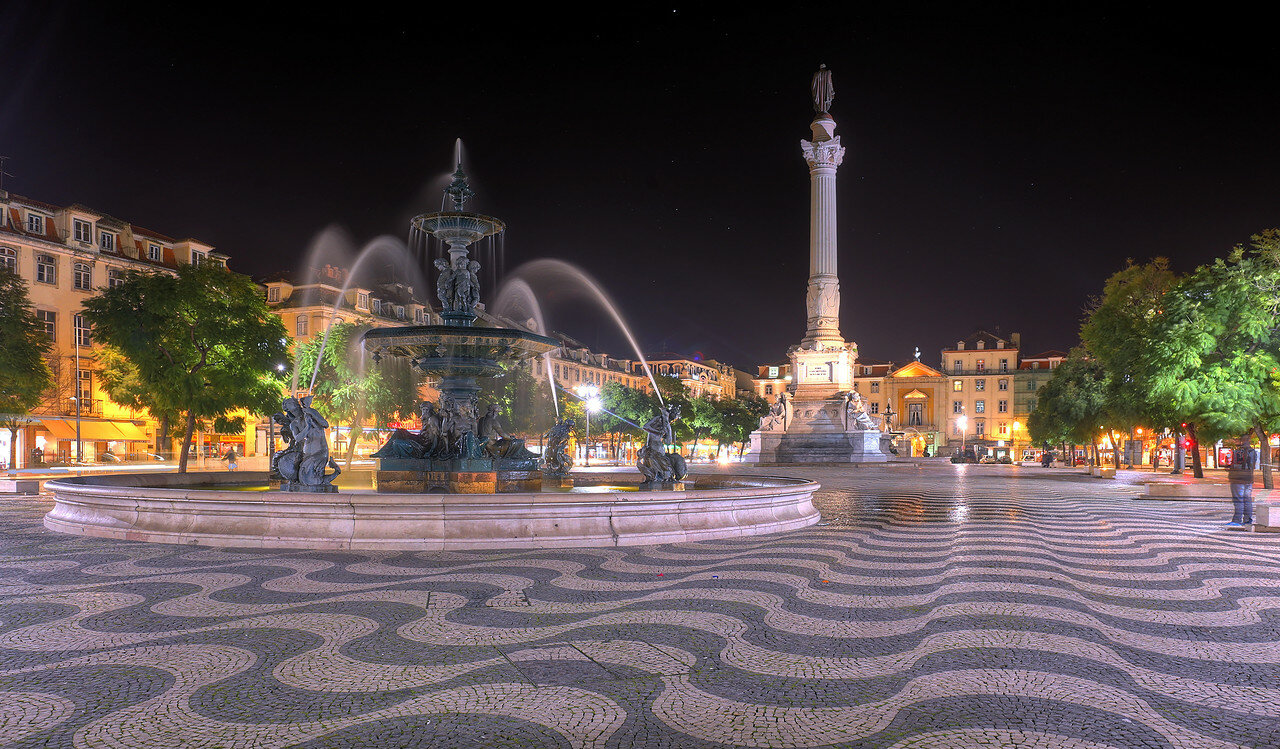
[957, 414, 968, 455]
[575, 384, 600, 467]
[269, 362, 286, 471]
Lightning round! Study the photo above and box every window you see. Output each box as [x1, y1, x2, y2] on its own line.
[73, 219, 92, 243]
[35, 254, 56, 284]
[976, 340, 985, 350]
[73, 314, 91, 347]
[870, 381, 880, 393]
[907, 402, 924, 426]
[1031, 361, 1040, 369]
[73, 262, 91, 290]
[371, 300, 382, 315]
[998, 399, 1008, 413]
[37, 310, 56, 341]
[998, 379, 1008, 391]
[26, 213, 44, 234]
[0, 246, 15, 272]
[953, 422, 963, 435]
[869, 402, 879, 414]
[953, 380, 962, 392]
[414, 308, 424, 323]
[765, 384, 773, 395]
[999, 423, 1009, 436]
[296, 316, 308, 336]
[976, 359, 986, 372]
[77, 369, 92, 402]
[953, 401, 963, 414]
[953, 360, 962, 373]
[975, 400, 986, 413]
[102, 232, 117, 253]
[999, 358, 1009, 373]
[975, 420, 985, 437]
[975, 379, 985, 391]
[108, 269, 124, 288]
[147, 243, 161, 261]
[191, 251, 206, 266]
[267, 287, 280, 302]
[1029, 380, 1038, 390]
[357, 293, 369, 309]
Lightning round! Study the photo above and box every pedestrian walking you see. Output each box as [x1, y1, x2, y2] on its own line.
[222, 446, 238, 472]
[1227, 432, 1259, 528]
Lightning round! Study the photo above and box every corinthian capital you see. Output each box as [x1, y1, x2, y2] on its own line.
[802, 136, 845, 168]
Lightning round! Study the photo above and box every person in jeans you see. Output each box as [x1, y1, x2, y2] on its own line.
[1227, 432, 1259, 528]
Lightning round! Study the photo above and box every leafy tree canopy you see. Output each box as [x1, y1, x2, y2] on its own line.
[81, 262, 290, 472]
[0, 265, 53, 416]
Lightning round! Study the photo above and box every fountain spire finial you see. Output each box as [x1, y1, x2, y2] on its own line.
[444, 161, 475, 211]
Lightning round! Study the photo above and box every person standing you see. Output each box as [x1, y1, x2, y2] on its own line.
[1227, 431, 1259, 528]
[222, 446, 238, 472]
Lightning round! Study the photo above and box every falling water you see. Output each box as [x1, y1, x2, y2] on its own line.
[295, 235, 428, 394]
[491, 278, 559, 416]
[502, 259, 664, 405]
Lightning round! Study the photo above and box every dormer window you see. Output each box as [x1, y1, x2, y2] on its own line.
[147, 243, 161, 261]
[395, 305, 404, 319]
[73, 219, 93, 243]
[190, 250, 206, 266]
[414, 308, 424, 323]
[26, 213, 44, 234]
[267, 287, 281, 303]
[357, 292, 369, 309]
[976, 340, 985, 350]
[100, 232, 116, 252]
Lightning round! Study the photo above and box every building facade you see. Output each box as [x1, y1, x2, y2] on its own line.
[0, 190, 236, 467]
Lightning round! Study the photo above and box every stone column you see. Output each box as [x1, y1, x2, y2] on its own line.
[800, 116, 846, 347]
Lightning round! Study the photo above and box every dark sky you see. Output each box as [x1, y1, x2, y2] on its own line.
[4, 4, 1276, 370]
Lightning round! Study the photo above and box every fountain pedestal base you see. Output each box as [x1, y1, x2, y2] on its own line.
[375, 458, 542, 494]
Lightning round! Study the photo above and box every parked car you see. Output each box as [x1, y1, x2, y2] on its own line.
[978, 455, 998, 464]
[997, 455, 1013, 464]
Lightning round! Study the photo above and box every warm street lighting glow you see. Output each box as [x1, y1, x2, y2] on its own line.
[957, 416, 967, 429]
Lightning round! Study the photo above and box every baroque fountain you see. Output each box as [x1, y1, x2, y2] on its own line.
[40, 152, 820, 550]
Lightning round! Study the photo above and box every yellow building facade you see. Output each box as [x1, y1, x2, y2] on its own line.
[0, 190, 249, 467]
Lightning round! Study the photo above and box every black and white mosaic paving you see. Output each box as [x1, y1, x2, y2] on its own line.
[2, 464, 1279, 748]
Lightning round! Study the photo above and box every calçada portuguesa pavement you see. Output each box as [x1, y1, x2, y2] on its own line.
[1, 463, 1278, 748]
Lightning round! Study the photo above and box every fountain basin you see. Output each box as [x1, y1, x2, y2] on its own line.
[42, 472, 821, 550]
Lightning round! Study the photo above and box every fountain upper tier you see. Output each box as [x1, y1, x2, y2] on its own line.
[363, 324, 558, 380]
[412, 211, 505, 254]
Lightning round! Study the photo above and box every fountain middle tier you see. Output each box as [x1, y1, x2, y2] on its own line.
[362, 324, 560, 494]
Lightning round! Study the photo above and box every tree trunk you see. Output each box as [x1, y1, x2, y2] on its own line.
[178, 411, 196, 473]
[159, 414, 170, 459]
[1257, 421, 1274, 490]
[7, 427, 17, 471]
[345, 423, 362, 467]
[1111, 430, 1122, 470]
[1126, 427, 1136, 468]
[1152, 440, 1160, 471]
[1188, 422, 1204, 478]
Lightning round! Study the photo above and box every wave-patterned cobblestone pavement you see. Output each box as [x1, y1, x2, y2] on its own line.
[3, 465, 1279, 748]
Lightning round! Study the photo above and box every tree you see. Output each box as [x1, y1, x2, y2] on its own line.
[97, 345, 182, 458]
[1080, 258, 1180, 468]
[713, 393, 770, 458]
[1026, 349, 1108, 463]
[81, 263, 290, 473]
[296, 322, 423, 465]
[0, 266, 52, 469]
[1140, 230, 1280, 483]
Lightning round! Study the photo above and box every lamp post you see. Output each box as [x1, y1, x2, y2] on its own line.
[575, 384, 600, 467]
[269, 363, 286, 472]
[73, 336, 82, 464]
[1012, 420, 1022, 462]
[957, 414, 968, 456]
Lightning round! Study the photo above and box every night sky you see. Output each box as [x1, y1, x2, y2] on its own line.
[4, 5, 1276, 371]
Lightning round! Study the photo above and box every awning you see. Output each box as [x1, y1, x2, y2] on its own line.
[113, 422, 150, 441]
[39, 419, 151, 442]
